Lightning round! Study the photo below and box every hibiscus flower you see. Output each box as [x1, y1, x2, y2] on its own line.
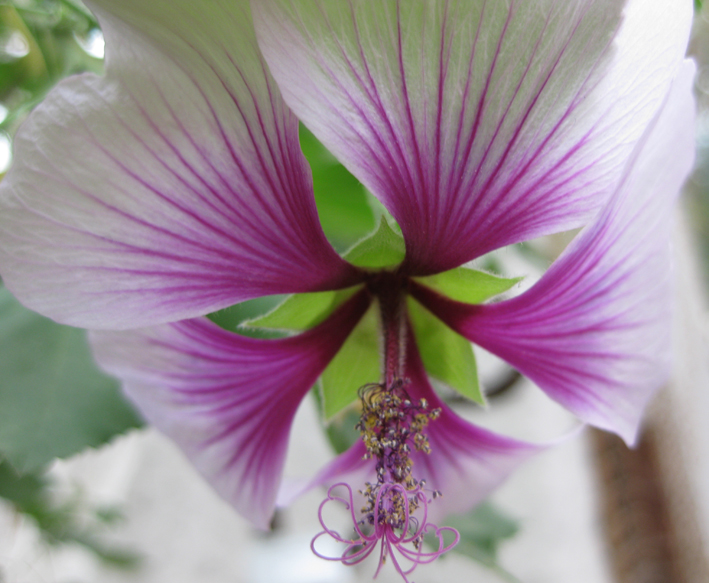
[0, 1, 694, 580]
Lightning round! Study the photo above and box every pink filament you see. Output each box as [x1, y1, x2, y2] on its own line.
[311, 483, 459, 582]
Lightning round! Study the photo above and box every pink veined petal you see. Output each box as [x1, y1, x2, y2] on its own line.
[411, 62, 697, 446]
[0, 0, 361, 330]
[254, 0, 691, 275]
[90, 290, 371, 529]
[399, 337, 542, 522]
[282, 331, 541, 522]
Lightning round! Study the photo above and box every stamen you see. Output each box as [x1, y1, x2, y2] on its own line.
[312, 379, 459, 582]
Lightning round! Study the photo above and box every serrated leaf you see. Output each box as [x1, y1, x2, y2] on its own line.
[320, 305, 380, 419]
[414, 267, 521, 304]
[0, 286, 143, 473]
[408, 297, 483, 405]
[344, 217, 406, 269]
[244, 286, 360, 332]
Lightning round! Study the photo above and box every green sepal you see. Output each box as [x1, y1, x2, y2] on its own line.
[344, 216, 406, 269]
[407, 297, 484, 405]
[207, 295, 286, 338]
[319, 304, 380, 419]
[414, 267, 521, 304]
[243, 286, 361, 332]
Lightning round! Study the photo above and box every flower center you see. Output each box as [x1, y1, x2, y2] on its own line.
[311, 272, 459, 581]
[358, 379, 439, 494]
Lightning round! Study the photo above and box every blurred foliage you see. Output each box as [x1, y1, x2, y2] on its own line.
[0, 0, 137, 567]
[0, 282, 143, 564]
[0, 459, 141, 567]
[443, 502, 519, 569]
[322, 406, 362, 454]
[688, 7, 709, 289]
[0, 0, 102, 136]
[0, 284, 143, 473]
[420, 501, 521, 580]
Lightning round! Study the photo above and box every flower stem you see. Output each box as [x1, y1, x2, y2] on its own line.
[375, 275, 407, 386]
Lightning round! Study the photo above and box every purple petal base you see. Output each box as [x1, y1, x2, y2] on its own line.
[92, 290, 371, 529]
[282, 333, 541, 523]
[410, 61, 696, 445]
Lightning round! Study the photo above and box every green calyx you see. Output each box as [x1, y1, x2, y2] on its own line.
[413, 267, 521, 304]
[228, 221, 522, 420]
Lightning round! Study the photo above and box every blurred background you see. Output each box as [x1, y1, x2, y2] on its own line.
[0, 1, 708, 582]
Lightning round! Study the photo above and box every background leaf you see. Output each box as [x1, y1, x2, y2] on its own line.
[425, 501, 520, 580]
[310, 388, 362, 455]
[0, 0, 103, 137]
[0, 459, 141, 568]
[445, 502, 519, 566]
[300, 124, 376, 251]
[0, 285, 142, 473]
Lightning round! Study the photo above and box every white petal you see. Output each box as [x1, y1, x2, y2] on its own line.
[0, 0, 359, 329]
[254, 0, 691, 274]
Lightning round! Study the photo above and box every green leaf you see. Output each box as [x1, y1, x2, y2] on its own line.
[319, 305, 380, 419]
[325, 409, 362, 455]
[244, 286, 361, 332]
[344, 216, 406, 269]
[0, 286, 143, 473]
[299, 124, 375, 251]
[0, 5, 48, 81]
[312, 165, 376, 251]
[310, 386, 361, 454]
[445, 502, 519, 568]
[0, 458, 46, 507]
[414, 267, 521, 304]
[423, 502, 519, 580]
[407, 297, 483, 404]
[299, 122, 339, 166]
